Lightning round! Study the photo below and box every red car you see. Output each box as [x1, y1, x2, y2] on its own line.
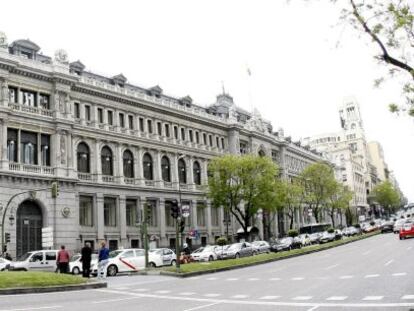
[399, 222, 414, 240]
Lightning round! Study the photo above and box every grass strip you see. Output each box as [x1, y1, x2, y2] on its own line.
[0, 272, 87, 289]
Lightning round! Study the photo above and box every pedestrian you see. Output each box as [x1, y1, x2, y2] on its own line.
[97, 241, 109, 280]
[5, 253, 12, 261]
[80, 242, 92, 278]
[57, 245, 70, 274]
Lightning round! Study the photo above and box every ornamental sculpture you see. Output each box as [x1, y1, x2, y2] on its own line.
[0, 31, 7, 48]
[54, 49, 69, 64]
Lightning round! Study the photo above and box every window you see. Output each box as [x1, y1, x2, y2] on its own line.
[193, 161, 201, 185]
[126, 199, 137, 227]
[123, 150, 134, 178]
[7, 128, 17, 162]
[98, 108, 104, 123]
[85, 105, 91, 121]
[189, 130, 193, 142]
[20, 131, 37, 165]
[165, 201, 175, 227]
[147, 200, 157, 227]
[143, 153, 153, 180]
[41, 134, 50, 166]
[131, 239, 139, 248]
[197, 203, 206, 226]
[174, 126, 178, 139]
[209, 135, 213, 146]
[157, 122, 162, 135]
[221, 138, 225, 149]
[77, 142, 90, 173]
[128, 115, 134, 130]
[161, 156, 171, 182]
[147, 120, 153, 133]
[139, 118, 144, 131]
[211, 207, 219, 226]
[122, 250, 135, 258]
[31, 252, 43, 262]
[181, 128, 185, 140]
[101, 146, 113, 176]
[46, 252, 56, 261]
[21, 90, 36, 107]
[178, 158, 186, 184]
[104, 197, 117, 227]
[109, 240, 118, 251]
[240, 142, 248, 154]
[107, 111, 113, 125]
[39, 94, 50, 109]
[8, 87, 17, 103]
[165, 124, 170, 137]
[203, 133, 207, 145]
[74, 103, 80, 118]
[79, 196, 93, 226]
[119, 113, 125, 128]
[195, 132, 200, 144]
[216, 137, 219, 148]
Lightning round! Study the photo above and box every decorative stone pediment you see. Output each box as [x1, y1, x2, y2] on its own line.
[70, 60, 85, 72]
[149, 85, 163, 96]
[112, 73, 127, 85]
[10, 39, 40, 52]
[180, 95, 192, 106]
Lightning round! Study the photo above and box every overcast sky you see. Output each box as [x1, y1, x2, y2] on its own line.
[2, 0, 413, 201]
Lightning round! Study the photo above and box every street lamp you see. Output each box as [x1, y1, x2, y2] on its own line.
[174, 153, 186, 272]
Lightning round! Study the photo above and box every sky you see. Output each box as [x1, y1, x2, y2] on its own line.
[1, 0, 413, 201]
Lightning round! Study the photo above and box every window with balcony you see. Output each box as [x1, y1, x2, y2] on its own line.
[161, 156, 171, 182]
[21, 90, 36, 107]
[178, 158, 186, 184]
[157, 122, 162, 136]
[197, 203, 206, 227]
[165, 124, 170, 137]
[119, 113, 125, 128]
[193, 161, 201, 185]
[7, 128, 17, 162]
[104, 197, 117, 227]
[146, 200, 157, 227]
[79, 195, 93, 226]
[107, 111, 113, 125]
[147, 120, 153, 134]
[8, 87, 17, 103]
[174, 126, 178, 139]
[195, 132, 200, 144]
[203, 133, 207, 145]
[77, 142, 90, 173]
[98, 108, 104, 123]
[85, 105, 91, 121]
[74, 103, 80, 119]
[209, 135, 213, 147]
[143, 153, 153, 180]
[181, 128, 185, 141]
[39, 94, 50, 109]
[123, 149, 134, 178]
[128, 115, 134, 130]
[41, 134, 50, 166]
[211, 207, 219, 226]
[101, 146, 113, 176]
[189, 130, 193, 142]
[139, 118, 144, 131]
[126, 199, 137, 226]
[20, 131, 37, 165]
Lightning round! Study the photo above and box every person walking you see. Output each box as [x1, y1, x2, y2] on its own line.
[80, 242, 92, 278]
[57, 245, 70, 274]
[97, 241, 109, 280]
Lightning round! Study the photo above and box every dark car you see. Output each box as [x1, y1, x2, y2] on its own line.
[381, 221, 394, 233]
[271, 237, 299, 252]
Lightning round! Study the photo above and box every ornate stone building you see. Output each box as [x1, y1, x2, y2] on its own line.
[0, 33, 324, 257]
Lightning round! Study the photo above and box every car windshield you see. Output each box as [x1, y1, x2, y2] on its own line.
[149, 249, 163, 255]
[17, 252, 33, 261]
[70, 255, 81, 262]
[109, 250, 123, 258]
[228, 244, 241, 250]
[280, 238, 290, 243]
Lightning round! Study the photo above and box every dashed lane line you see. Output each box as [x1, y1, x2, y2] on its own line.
[384, 259, 394, 266]
[362, 296, 383, 301]
[291, 277, 305, 281]
[205, 277, 218, 281]
[231, 295, 249, 299]
[293, 296, 313, 301]
[364, 274, 380, 278]
[339, 275, 354, 279]
[259, 296, 280, 300]
[181, 302, 221, 311]
[92, 297, 140, 304]
[270, 277, 281, 281]
[325, 264, 339, 270]
[392, 272, 407, 277]
[134, 288, 149, 292]
[154, 290, 171, 294]
[226, 278, 239, 281]
[307, 306, 319, 311]
[203, 294, 221, 298]
[179, 292, 196, 296]
[407, 246, 413, 250]
[401, 295, 414, 300]
[248, 278, 260, 281]
[326, 296, 348, 301]
[362, 250, 371, 255]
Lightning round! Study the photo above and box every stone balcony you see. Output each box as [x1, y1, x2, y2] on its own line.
[9, 162, 55, 175]
[9, 103, 53, 117]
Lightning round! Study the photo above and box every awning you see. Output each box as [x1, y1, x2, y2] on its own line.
[236, 226, 259, 234]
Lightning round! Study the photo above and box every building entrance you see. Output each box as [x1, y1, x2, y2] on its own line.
[16, 200, 43, 258]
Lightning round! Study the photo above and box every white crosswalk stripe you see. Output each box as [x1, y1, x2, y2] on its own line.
[291, 277, 304, 281]
[259, 296, 280, 300]
[269, 277, 281, 281]
[362, 296, 383, 301]
[231, 295, 249, 299]
[326, 296, 348, 301]
[392, 272, 407, 277]
[364, 274, 380, 278]
[401, 295, 414, 300]
[339, 275, 353, 279]
[248, 278, 259, 281]
[226, 278, 239, 281]
[293, 296, 313, 300]
[204, 293, 221, 297]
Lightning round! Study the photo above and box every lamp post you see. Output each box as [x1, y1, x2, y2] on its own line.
[174, 153, 186, 272]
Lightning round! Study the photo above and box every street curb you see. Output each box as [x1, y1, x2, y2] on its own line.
[160, 232, 380, 278]
[0, 281, 107, 295]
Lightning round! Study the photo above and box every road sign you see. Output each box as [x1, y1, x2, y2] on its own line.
[42, 227, 53, 248]
[182, 205, 190, 218]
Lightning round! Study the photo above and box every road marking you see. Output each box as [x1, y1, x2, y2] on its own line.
[260, 296, 280, 300]
[364, 274, 380, 278]
[325, 264, 339, 270]
[392, 272, 407, 277]
[204, 293, 221, 297]
[291, 277, 304, 281]
[0, 307, 62, 311]
[154, 290, 171, 294]
[113, 287, 129, 290]
[92, 297, 140, 304]
[362, 250, 371, 255]
[226, 278, 239, 281]
[363, 296, 383, 301]
[326, 296, 348, 301]
[182, 302, 221, 311]
[307, 306, 319, 311]
[407, 246, 412, 250]
[248, 278, 259, 281]
[270, 277, 281, 281]
[315, 277, 329, 280]
[401, 295, 414, 300]
[293, 296, 313, 300]
[231, 295, 249, 299]
[206, 277, 218, 281]
[339, 275, 353, 279]
[384, 259, 394, 266]
[179, 292, 196, 296]
[134, 288, 149, 292]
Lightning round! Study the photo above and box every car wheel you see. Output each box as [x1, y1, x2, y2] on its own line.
[235, 253, 240, 259]
[171, 259, 176, 266]
[107, 265, 118, 277]
[208, 256, 214, 261]
[149, 262, 156, 268]
[72, 267, 80, 275]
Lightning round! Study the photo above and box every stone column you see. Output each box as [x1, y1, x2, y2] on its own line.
[117, 143, 123, 184]
[91, 104, 97, 127]
[201, 160, 208, 185]
[0, 77, 9, 107]
[159, 198, 166, 245]
[94, 139, 102, 182]
[0, 119, 8, 169]
[67, 132, 76, 178]
[279, 145, 287, 179]
[119, 195, 127, 247]
[97, 193, 105, 240]
[227, 128, 240, 155]
[79, 103, 85, 126]
[172, 154, 179, 189]
[206, 200, 213, 244]
[154, 150, 162, 187]
[16, 129, 21, 164]
[188, 157, 194, 190]
[191, 200, 198, 230]
[136, 147, 144, 185]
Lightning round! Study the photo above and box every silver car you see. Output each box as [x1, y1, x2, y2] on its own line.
[221, 242, 254, 259]
[252, 241, 271, 254]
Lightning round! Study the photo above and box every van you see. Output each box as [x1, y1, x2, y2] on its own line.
[9, 250, 59, 271]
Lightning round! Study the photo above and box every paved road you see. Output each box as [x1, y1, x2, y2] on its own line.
[1, 233, 414, 311]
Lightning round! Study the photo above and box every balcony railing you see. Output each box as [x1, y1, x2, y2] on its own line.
[145, 180, 155, 186]
[164, 181, 173, 188]
[9, 163, 54, 175]
[124, 177, 135, 185]
[9, 103, 53, 117]
[78, 173, 94, 181]
[102, 175, 115, 183]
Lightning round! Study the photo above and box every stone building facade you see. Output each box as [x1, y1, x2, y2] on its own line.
[0, 33, 324, 257]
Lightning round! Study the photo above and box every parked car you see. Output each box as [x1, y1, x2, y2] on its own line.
[394, 219, 406, 233]
[0, 258, 11, 271]
[148, 248, 176, 267]
[221, 242, 254, 259]
[399, 222, 414, 240]
[9, 250, 59, 271]
[252, 241, 271, 254]
[69, 253, 98, 275]
[309, 232, 322, 244]
[342, 226, 358, 236]
[319, 231, 335, 244]
[271, 237, 297, 252]
[104, 248, 146, 277]
[380, 221, 394, 233]
[191, 246, 218, 262]
[334, 229, 343, 240]
[298, 234, 311, 246]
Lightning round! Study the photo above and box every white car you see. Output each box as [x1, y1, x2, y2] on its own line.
[191, 245, 219, 262]
[69, 253, 98, 275]
[9, 250, 59, 272]
[0, 258, 11, 271]
[297, 234, 311, 246]
[394, 219, 406, 233]
[104, 248, 146, 277]
[148, 248, 176, 267]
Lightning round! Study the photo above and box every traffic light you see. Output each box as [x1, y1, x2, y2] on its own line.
[5, 232, 10, 243]
[171, 200, 179, 219]
[51, 182, 59, 198]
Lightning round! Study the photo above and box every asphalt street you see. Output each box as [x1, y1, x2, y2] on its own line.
[1, 233, 414, 311]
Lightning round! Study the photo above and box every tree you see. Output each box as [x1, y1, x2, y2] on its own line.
[327, 183, 354, 228]
[278, 179, 306, 229]
[330, 0, 414, 116]
[371, 180, 401, 216]
[300, 162, 338, 223]
[208, 155, 280, 241]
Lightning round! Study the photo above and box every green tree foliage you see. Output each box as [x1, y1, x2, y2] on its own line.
[288, 229, 299, 237]
[278, 180, 306, 229]
[371, 180, 401, 215]
[327, 183, 354, 227]
[208, 155, 281, 240]
[300, 162, 338, 223]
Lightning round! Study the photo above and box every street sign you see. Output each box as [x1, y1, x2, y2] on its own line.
[42, 227, 53, 248]
[182, 205, 190, 218]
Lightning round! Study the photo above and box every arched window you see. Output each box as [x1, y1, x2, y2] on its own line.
[193, 161, 201, 185]
[161, 156, 171, 182]
[123, 150, 134, 178]
[77, 142, 90, 173]
[101, 146, 113, 176]
[258, 150, 266, 157]
[143, 153, 153, 180]
[178, 158, 186, 184]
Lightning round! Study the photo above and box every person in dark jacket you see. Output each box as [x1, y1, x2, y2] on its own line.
[80, 242, 92, 278]
[97, 241, 110, 279]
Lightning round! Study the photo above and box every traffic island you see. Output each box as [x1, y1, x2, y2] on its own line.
[161, 232, 380, 277]
[0, 271, 106, 295]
